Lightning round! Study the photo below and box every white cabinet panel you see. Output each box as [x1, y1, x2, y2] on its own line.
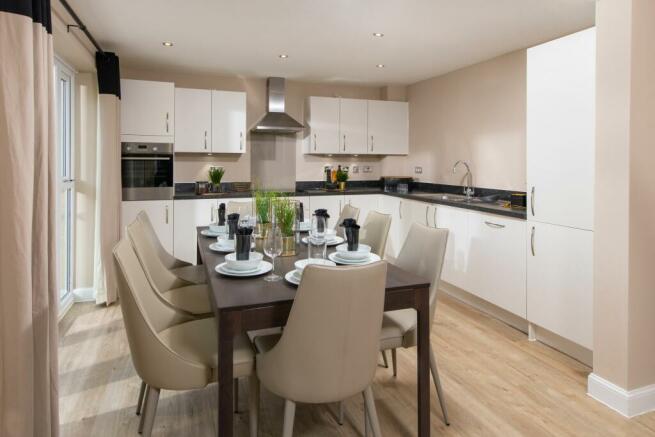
[212, 90, 247, 153]
[174, 88, 212, 153]
[305, 97, 340, 154]
[339, 99, 368, 154]
[344, 194, 379, 224]
[527, 221, 593, 349]
[468, 214, 527, 318]
[308, 195, 344, 229]
[121, 79, 174, 141]
[367, 100, 409, 155]
[293, 196, 310, 222]
[121, 200, 174, 254]
[173, 199, 216, 265]
[379, 196, 403, 259]
[527, 28, 595, 230]
[435, 205, 470, 291]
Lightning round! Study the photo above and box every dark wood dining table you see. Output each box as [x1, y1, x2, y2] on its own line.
[196, 227, 432, 436]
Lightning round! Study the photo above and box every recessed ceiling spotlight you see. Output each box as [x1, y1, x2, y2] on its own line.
[373, 32, 384, 37]
[376, 64, 385, 68]
[162, 41, 174, 47]
[279, 54, 289, 59]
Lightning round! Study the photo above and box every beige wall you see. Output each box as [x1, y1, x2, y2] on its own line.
[594, 0, 655, 391]
[383, 50, 527, 191]
[120, 68, 386, 184]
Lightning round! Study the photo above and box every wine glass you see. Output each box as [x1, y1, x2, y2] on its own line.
[263, 225, 283, 282]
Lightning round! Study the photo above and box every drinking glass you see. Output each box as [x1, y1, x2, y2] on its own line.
[308, 215, 327, 260]
[263, 225, 283, 282]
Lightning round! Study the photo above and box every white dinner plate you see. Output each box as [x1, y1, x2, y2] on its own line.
[285, 269, 301, 285]
[328, 252, 381, 265]
[209, 241, 254, 253]
[301, 236, 344, 247]
[201, 229, 226, 237]
[215, 261, 273, 277]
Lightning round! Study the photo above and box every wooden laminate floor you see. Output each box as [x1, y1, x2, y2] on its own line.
[59, 294, 655, 436]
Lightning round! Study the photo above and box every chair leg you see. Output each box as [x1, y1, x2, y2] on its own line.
[429, 345, 450, 426]
[234, 378, 240, 413]
[138, 387, 150, 434]
[282, 399, 296, 437]
[141, 387, 160, 437]
[136, 381, 146, 415]
[391, 349, 397, 377]
[381, 350, 389, 368]
[248, 375, 259, 437]
[364, 401, 370, 437]
[363, 386, 382, 437]
[338, 401, 344, 425]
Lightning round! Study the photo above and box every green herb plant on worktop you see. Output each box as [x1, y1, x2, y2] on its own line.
[208, 167, 225, 192]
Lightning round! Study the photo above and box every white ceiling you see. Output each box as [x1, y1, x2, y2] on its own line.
[66, 0, 595, 85]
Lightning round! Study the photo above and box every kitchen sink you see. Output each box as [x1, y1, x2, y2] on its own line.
[411, 192, 500, 204]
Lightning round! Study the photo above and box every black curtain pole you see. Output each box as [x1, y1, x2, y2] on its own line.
[58, 0, 104, 55]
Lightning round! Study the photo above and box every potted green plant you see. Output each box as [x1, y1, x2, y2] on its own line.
[254, 189, 277, 238]
[336, 167, 349, 191]
[208, 166, 225, 192]
[274, 195, 296, 256]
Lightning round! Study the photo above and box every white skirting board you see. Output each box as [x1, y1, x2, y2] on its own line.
[588, 373, 655, 418]
[73, 287, 96, 302]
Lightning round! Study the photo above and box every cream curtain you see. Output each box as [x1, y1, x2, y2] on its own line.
[93, 52, 121, 305]
[0, 1, 59, 436]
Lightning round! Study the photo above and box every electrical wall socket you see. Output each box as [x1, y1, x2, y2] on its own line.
[351, 165, 359, 174]
[362, 166, 372, 173]
[414, 166, 423, 174]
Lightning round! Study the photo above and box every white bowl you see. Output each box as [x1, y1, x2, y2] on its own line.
[224, 251, 263, 271]
[294, 258, 336, 274]
[209, 224, 226, 234]
[325, 229, 337, 238]
[335, 243, 371, 260]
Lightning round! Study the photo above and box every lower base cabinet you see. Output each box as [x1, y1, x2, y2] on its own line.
[173, 199, 217, 265]
[121, 200, 174, 254]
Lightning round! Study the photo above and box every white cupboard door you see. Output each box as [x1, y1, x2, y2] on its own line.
[468, 214, 527, 318]
[379, 196, 403, 259]
[212, 90, 247, 153]
[174, 88, 212, 153]
[339, 98, 368, 154]
[173, 199, 216, 265]
[345, 194, 379, 224]
[120, 79, 174, 140]
[527, 221, 593, 349]
[367, 100, 409, 155]
[435, 205, 470, 291]
[121, 200, 174, 254]
[527, 28, 595, 230]
[306, 97, 339, 154]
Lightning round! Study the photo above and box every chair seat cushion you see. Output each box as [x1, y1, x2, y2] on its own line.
[162, 284, 212, 316]
[172, 264, 207, 285]
[380, 309, 417, 350]
[158, 318, 255, 379]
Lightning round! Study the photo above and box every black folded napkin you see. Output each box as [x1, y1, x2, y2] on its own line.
[227, 213, 240, 239]
[345, 224, 361, 251]
[218, 203, 226, 226]
[235, 226, 253, 260]
[314, 209, 330, 232]
[297, 202, 305, 223]
[340, 218, 357, 228]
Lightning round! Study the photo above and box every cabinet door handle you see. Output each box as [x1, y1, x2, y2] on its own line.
[370, 135, 374, 152]
[425, 206, 429, 226]
[240, 132, 243, 150]
[433, 207, 437, 228]
[166, 112, 169, 133]
[531, 186, 535, 216]
[484, 221, 506, 229]
[165, 205, 169, 224]
[531, 226, 536, 256]
[314, 133, 317, 151]
[398, 201, 402, 219]
[204, 130, 208, 149]
[343, 134, 346, 151]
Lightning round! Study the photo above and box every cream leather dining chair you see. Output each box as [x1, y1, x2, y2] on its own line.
[359, 211, 392, 256]
[136, 211, 207, 284]
[334, 203, 360, 238]
[113, 239, 259, 437]
[380, 223, 450, 425]
[253, 262, 388, 437]
[127, 219, 212, 317]
[227, 200, 253, 217]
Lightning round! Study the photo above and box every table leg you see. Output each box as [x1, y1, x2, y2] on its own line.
[416, 287, 430, 437]
[218, 311, 235, 437]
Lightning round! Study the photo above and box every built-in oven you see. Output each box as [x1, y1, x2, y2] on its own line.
[121, 142, 174, 201]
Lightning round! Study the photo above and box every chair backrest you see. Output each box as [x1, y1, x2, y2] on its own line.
[359, 211, 392, 256]
[227, 201, 253, 217]
[257, 261, 387, 403]
[127, 219, 189, 294]
[395, 223, 449, 325]
[334, 203, 361, 238]
[112, 239, 208, 390]
[136, 210, 179, 269]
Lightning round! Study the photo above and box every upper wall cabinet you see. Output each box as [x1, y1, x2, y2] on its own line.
[367, 100, 409, 155]
[338, 98, 368, 154]
[121, 79, 174, 142]
[305, 96, 340, 154]
[174, 88, 212, 153]
[211, 90, 247, 153]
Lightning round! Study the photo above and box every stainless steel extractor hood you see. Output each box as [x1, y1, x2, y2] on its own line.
[251, 77, 304, 134]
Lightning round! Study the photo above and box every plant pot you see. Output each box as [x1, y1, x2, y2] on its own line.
[210, 182, 222, 193]
[281, 235, 296, 257]
[256, 222, 272, 238]
[338, 182, 346, 191]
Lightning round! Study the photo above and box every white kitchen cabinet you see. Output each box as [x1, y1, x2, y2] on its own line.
[435, 205, 471, 291]
[367, 100, 409, 155]
[338, 99, 368, 155]
[527, 28, 595, 231]
[467, 213, 527, 318]
[121, 200, 174, 254]
[293, 196, 311, 222]
[121, 79, 174, 142]
[308, 195, 344, 229]
[174, 88, 212, 153]
[526, 221, 593, 349]
[173, 199, 217, 265]
[379, 196, 403, 259]
[211, 90, 247, 153]
[344, 194, 379, 224]
[304, 96, 340, 154]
